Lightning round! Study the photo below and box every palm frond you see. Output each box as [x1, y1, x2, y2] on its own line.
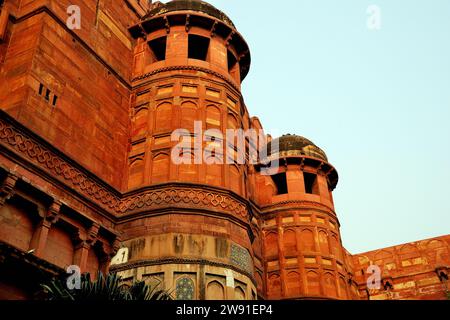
[41, 271, 172, 301]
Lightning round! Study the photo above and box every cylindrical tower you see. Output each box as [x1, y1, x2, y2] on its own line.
[254, 135, 359, 300]
[112, 1, 258, 300]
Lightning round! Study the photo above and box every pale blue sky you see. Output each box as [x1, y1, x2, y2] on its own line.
[167, 1, 450, 253]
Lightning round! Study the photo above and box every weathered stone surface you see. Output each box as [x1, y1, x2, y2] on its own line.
[0, 0, 448, 301]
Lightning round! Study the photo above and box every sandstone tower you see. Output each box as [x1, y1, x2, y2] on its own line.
[252, 135, 359, 299]
[114, 0, 257, 300]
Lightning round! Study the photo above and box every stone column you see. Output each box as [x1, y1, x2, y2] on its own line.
[29, 201, 61, 258]
[73, 223, 100, 272]
[99, 237, 121, 274]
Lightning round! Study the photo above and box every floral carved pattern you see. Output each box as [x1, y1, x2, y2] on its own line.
[120, 189, 247, 218]
[0, 114, 248, 221]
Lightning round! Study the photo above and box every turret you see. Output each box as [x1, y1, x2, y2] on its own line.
[254, 134, 359, 299]
[114, 0, 258, 301]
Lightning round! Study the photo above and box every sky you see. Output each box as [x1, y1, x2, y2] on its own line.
[163, 1, 450, 253]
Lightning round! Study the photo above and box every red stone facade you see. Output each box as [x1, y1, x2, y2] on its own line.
[0, 0, 448, 300]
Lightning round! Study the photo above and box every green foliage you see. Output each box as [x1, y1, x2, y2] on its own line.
[41, 272, 172, 301]
[447, 291, 450, 300]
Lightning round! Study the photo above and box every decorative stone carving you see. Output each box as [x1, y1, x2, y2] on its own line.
[0, 173, 18, 206]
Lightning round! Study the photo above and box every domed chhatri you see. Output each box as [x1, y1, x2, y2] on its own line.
[130, 0, 251, 80]
[144, 0, 236, 28]
[268, 134, 329, 162]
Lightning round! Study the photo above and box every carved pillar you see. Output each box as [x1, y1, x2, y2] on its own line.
[0, 174, 18, 207]
[73, 223, 99, 273]
[29, 201, 61, 258]
[100, 237, 121, 274]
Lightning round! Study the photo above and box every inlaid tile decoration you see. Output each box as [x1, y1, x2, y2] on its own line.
[176, 277, 195, 300]
[230, 244, 254, 275]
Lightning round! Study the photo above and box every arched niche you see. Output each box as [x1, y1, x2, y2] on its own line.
[206, 280, 225, 300]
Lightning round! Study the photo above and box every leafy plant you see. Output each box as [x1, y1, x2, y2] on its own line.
[41, 272, 172, 301]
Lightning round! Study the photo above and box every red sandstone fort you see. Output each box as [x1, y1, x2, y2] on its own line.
[0, 0, 448, 300]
